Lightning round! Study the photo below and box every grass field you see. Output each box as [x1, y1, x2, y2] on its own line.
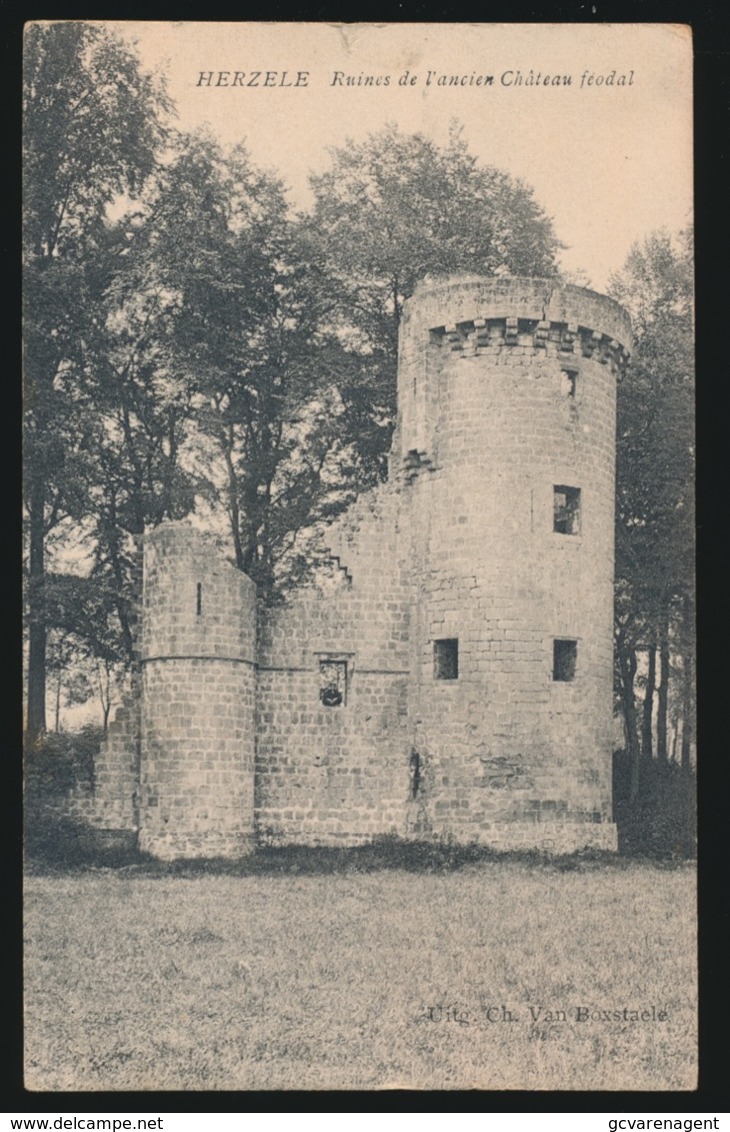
[24, 853, 697, 1092]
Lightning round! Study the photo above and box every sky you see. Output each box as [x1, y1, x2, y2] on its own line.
[108, 21, 693, 292]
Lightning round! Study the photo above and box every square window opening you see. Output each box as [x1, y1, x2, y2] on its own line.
[434, 638, 459, 680]
[553, 639, 577, 682]
[553, 485, 581, 535]
[319, 659, 347, 707]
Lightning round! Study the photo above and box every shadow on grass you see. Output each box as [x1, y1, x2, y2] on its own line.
[24, 811, 692, 879]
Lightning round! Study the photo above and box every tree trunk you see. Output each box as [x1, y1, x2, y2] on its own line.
[616, 630, 641, 801]
[680, 712, 692, 772]
[54, 671, 62, 733]
[26, 482, 47, 742]
[641, 644, 656, 761]
[657, 598, 670, 763]
[99, 660, 111, 733]
[103, 494, 135, 662]
[681, 595, 694, 772]
[222, 427, 245, 571]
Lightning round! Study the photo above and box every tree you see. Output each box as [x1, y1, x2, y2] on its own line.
[82, 208, 202, 655]
[148, 133, 360, 597]
[305, 123, 562, 481]
[609, 229, 694, 792]
[46, 627, 125, 733]
[23, 22, 172, 737]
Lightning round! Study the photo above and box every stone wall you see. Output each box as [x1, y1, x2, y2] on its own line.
[254, 487, 413, 844]
[64, 685, 140, 833]
[64, 540, 143, 836]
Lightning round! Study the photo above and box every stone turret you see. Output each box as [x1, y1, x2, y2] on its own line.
[396, 276, 631, 851]
[137, 523, 257, 858]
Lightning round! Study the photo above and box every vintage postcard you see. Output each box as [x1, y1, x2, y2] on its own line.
[23, 22, 695, 1091]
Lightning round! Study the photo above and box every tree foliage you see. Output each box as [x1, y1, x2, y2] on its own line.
[309, 123, 561, 320]
[610, 229, 694, 788]
[144, 133, 363, 596]
[23, 22, 170, 262]
[23, 22, 173, 736]
[305, 124, 562, 481]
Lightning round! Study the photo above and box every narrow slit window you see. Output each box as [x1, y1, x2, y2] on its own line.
[196, 582, 202, 615]
[553, 485, 581, 535]
[560, 368, 577, 397]
[553, 639, 577, 682]
[319, 659, 347, 707]
[434, 639, 459, 680]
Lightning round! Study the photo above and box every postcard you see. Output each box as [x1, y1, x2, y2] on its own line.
[23, 22, 695, 1091]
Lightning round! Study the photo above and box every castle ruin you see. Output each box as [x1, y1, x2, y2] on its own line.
[75, 276, 632, 859]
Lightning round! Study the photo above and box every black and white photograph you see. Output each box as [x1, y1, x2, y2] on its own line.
[23, 21, 695, 1092]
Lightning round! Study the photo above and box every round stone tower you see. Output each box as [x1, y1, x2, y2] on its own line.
[396, 277, 631, 852]
[138, 522, 257, 859]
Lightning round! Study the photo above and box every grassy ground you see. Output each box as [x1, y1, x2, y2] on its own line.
[24, 854, 696, 1092]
